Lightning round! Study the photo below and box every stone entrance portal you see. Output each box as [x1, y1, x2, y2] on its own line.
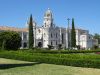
[38, 42, 42, 48]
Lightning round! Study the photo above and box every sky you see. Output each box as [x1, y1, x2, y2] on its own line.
[0, 0, 100, 34]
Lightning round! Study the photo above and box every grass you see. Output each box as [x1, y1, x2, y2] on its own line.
[0, 58, 100, 75]
[0, 58, 32, 64]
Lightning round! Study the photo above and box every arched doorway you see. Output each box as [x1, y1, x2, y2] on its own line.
[23, 42, 27, 48]
[38, 42, 42, 48]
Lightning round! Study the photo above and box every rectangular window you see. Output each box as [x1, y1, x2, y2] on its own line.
[56, 41, 57, 45]
[56, 33, 57, 38]
[51, 33, 52, 38]
[51, 41, 53, 45]
[24, 34, 27, 40]
[62, 33, 64, 44]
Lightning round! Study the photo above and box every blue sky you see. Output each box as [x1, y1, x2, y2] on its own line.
[0, 0, 100, 34]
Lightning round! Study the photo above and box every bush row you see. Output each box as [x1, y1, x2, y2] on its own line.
[8, 50, 100, 60]
[0, 51, 100, 68]
[21, 49, 100, 54]
[1, 50, 100, 61]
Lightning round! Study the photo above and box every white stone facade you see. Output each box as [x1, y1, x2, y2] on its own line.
[28, 8, 67, 49]
[0, 9, 98, 49]
[26, 8, 97, 49]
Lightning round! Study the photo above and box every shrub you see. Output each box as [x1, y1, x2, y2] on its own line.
[0, 50, 100, 68]
[48, 45, 54, 50]
[93, 45, 98, 49]
[58, 44, 62, 50]
[0, 31, 21, 50]
[28, 49, 100, 54]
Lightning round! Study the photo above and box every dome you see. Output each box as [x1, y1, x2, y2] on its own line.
[45, 8, 52, 17]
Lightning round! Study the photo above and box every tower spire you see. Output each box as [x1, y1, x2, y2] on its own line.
[43, 8, 53, 28]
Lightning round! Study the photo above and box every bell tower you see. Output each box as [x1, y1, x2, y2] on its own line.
[43, 8, 54, 28]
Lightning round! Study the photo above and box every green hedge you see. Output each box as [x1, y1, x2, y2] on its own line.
[21, 49, 100, 54]
[0, 50, 100, 68]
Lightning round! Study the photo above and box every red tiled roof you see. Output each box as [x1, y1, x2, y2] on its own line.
[0, 26, 28, 32]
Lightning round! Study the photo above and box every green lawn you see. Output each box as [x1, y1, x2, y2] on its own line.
[0, 58, 32, 64]
[0, 58, 100, 75]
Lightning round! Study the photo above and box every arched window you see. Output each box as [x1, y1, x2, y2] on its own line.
[47, 14, 50, 17]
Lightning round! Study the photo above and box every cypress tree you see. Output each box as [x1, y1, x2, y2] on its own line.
[71, 18, 76, 48]
[28, 14, 34, 49]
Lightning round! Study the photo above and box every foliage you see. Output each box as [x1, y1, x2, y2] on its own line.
[0, 31, 21, 50]
[76, 45, 80, 50]
[48, 45, 54, 50]
[71, 18, 76, 47]
[93, 45, 98, 49]
[26, 49, 100, 54]
[58, 44, 62, 50]
[0, 50, 100, 68]
[28, 14, 34, 49]
[94, 33, 100, 44]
